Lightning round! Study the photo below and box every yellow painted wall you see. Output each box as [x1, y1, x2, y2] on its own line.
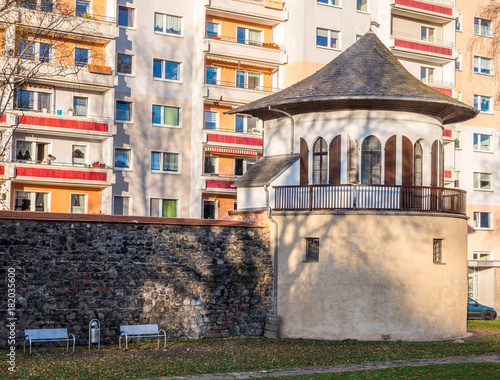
[218, 156, 234, 176]
[206, 16, 273, 43]
[204, 104, 234, 131]
[11, 183, 101, 213]
[284, 61, 326, 87]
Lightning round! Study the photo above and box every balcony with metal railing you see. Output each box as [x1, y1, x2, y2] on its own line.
[203, 79, 281, 104]
[207, 0, 287, 22]
[273, 184, 466, 215]
[391, 32, 455, 62]
[392, 0, 455, 21]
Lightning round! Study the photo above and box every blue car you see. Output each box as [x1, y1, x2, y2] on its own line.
[467, 298, 497, 320]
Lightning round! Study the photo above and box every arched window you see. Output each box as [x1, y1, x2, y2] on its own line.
[313, 138, 328, 184]
[414, 141, 423, 186]
[361, 136, 381, 184]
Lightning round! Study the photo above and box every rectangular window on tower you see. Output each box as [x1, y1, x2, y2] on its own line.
[305, 238, 320, 262]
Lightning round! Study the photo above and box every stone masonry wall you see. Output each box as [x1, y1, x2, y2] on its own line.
[0, 214, 272, 347]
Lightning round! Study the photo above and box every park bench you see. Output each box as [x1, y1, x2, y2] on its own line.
[119, 324, 166, 349]
[24, 328, 75, 354]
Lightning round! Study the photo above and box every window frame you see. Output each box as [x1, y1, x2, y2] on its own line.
[472, 251, 493, 261]
[473, 172, 492, 191]
[73, 96, 88, 117]
[420, 26, 435, 42]
[473, 94, 493, 114]
[151, 151, 180, 174]
[16, 89, 52, 112]
[69, 193, 87, 214]
[113, 195, 131, 216]
[114, 147, 132, 171]
[472, 211, 493, 230]
[204, 110, 219, 130]
[473, 56, 493, 75]
[433, 238, 443, 264]
[474, 17, 493, 37]
[118, 6, 135, 29]
[304, 237, 320, 263]
[150, 198, 178, 218]
[317, 0, 341, 7]
[74, 47, 90, 67]
[356, 0, 368, 12]
[117, 53, 133, 76]
[152, 105, 181, 128]
[71, 144, 88, 166]
[236, 26, 263, 46]
[360, 135, 382, 185]
[153, 59, 182, 82]
[312, 137, 328, 185]
[204, 155, 219, 176]
[420, 66, 434, 83]
[115, 100, 132, 122]
[473, 133, 492, 152]
[316, 27, 340, 50]
[205, 65, 220, 85]
[206, 21, 221, 38]
[235, 70, 263, 90]
[14, 190, 50, 212]
[154, 12, 183, 36]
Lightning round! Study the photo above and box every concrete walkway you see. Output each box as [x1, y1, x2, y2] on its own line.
[140, 354, 500, 380]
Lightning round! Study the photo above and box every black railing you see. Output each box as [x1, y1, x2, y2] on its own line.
[274, 184, 466, 215]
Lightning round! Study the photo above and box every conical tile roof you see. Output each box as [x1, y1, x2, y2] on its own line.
[228, 31, 478, 124]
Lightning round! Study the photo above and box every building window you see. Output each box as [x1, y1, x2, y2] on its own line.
[39, 43, 51, 62]
[235, 158, 243, 176]
[203, 200, 216, 219]
[361, 136, 381, 184]
[236, 70, 263, 90]
[206, 22, 220, 38]
[113, 196, 130, 216]
[318, 0, 340, 6]
[154, 13, 182, 35]
[19, 40, 52, 62]
[153, 59, 181, 81]
[473, 212, 493, 230]
[237, 27, 262, 45]
[118, 6, 134, 28]
[455, 15, 462, 31]
[75, 0, 90, 17]
[356, 0, 367, 12]
[72, 145, 87, 165]
[421, 26, 435, 42]
[73, 97, 87, 117]
[233, 201, 237, 210]
[14, 191, 49, 212]
[15, 90, 51, 112]
[473, 134, 491, 152]
[414, 141, 423, 186]
[205, 66, 219, 85]
[114, 148, 131, 169]
[313, 138, 328, 184]
[19, 0, 37, 10]
[151, 198, 177, 217]
[474, 18, 492, 37]
[474, 95, 492, 113]
[474, 56, 493, 75]
[116, 101, 131, 122]
[117, 53, 132, 75]
[204, 110, 218, 130]
[473, 172, 492, 190]
[15, 140, 49, 163]
[455, 53, 462, 71]
[316, 28, 339, 49]
[70, 194, 86, 213]
[74, 47, 89, 67]
[152, 105, 180, 127]
[305, 238, 320, 262]
[420, 67, 434, 83]
[151, 152, 179, 173]
[433, 239, 443, 263]
[204, 155, 218, 175]
[473, 251, 492, 261]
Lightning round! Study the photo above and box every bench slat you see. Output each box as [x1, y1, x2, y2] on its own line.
[120, 324, 159, 335]
[25, 329, 69, 340]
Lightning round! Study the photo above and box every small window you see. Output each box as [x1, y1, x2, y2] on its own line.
[236, 70, 263, 90]
[361, 136, 381, 185]
[473, 251, 492, 261]
[117, 53, 133, 75]
[203, 200, 216, 219]
[16, 90, 34, 110]
[70, 194, 86, 214]
[433, 239, 443, 264]
[420, 67, 434, 83]
[154, 13, 182, 35]
[233, 201, 237, 210]
[113, 196, 130, 216]
[473, 95, 492, 113]
[204, 110, 218, 130]
[206, 22, 220, 38]
[151, 152, 179, 173]
[313, 138, 328, 184]
[205, 66, 219, 85]
[76, 0, 90, 17]
[14, 191, 49, 212]
[39, 43, 51, 63]
[473, 212, 493, 230]
[151, 198, 178, 217]
[73, 97, 87, 117]
[318, 0, 340, 6]
[473, 134, 491, 152]
[237, 27, 262, 45]
[72, 145, 87, 165]
[19, 0, 37, 10]
[305, 238, 320, 262]
[152, 105, 180, 127]
[474, 56, 493, 75]
[356, 0, 367, 12]
[235, 158, 243, 176]
[116, 101, 131, 121]
[19, 39, 34, 59]
[115, 148, 131, 169]
[474, 17, 492, 37]
[455, 53, 462, 71]
[204, 155, 218, 175]
[316, 28, 339, 49]
[473, 172, 492, 190]
[118, 6, 134, 28]
[153, 59, 181, 81]
[421, 26, 435, 42]
[74, 47, 89, 67]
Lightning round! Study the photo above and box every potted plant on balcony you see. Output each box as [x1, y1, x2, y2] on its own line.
[92, 161, 106, 168]
[211, 35, 221, 40]
[68, 108, 74, 116]
[41, 107, 48, 114]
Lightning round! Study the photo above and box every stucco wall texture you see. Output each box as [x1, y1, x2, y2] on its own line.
[274, 212, 468, 341]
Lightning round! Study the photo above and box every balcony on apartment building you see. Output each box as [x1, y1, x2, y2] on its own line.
[391, 32, 455, 64]
[391, 0, 455, 23]
[204, 128, 263, 151]
[206, 0, 287, 22]
[203, 76, 280, 104]
[421, 78, 455, 97]
[203, 175, 237, 194]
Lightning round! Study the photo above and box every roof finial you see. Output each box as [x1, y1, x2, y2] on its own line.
[370, 20, 381, 32]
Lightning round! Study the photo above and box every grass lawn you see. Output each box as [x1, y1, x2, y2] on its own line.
[1, 321, 498, 380]
[256, 363, 500, 380]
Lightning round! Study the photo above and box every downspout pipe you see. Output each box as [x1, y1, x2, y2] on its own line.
[268, 106, 294, 155]
[264, 184, 279, 315]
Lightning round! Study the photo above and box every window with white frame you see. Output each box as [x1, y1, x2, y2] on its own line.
[73, 97, 87, 116]
[205, 66, 219, 85]
[473, 211, 493, 230]
[117, 53, 133, 75]
[150, 198, 178, 217]
[356, 0, 367, 12]
[70, 194, 86, 214]
[76, 0, 90, 17]
[154, 13, 182, 35]
[473, 134, 492, 152]
[236, 70, 263, 90]
[15, 140, 49, 163]
[455, 53, 462, 71]
[151, 152, 179, 173]
[118, 6, 134, 28]
[318, 0, 340, 6]
[421, 26, 435, 42]
[234, 157, 256, 176]
[455, 15, 462, 31]
[420, 67, 434, 83]
[152, 105, 180, 127]
[473, 172, 492, 190]
[14, 191, 49, 212]
[74, 47, 89, 67]
[18, 40, 52, 62]
[204, 155, 218, 175]
[316, 28, 340, 49]
[16, 90, 51, 112]
[116, 100, 132, 121]
[237, 27, 262, 46]
[20, 0, 53, 12]
[235, 115, 261, 133]
[206, 22, 220, 38]
[153, 59, 181, 81]
[204, 110, 218, 130]
[473, 251, 492, 261]
[114, 148, 131, 169]
[474, 17, 492, 37]
[474, 95, 493, 113]
[72, 145, 87, 165]
[113, 196, 131, 215]
[474, 56, 493, 75]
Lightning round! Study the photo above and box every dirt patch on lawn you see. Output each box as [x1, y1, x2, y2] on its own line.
[465, 328, 500, 340]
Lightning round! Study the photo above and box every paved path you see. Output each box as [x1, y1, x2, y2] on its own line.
[140, 354, 500, 380]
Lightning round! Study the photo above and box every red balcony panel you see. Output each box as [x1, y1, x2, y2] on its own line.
[431, 87, 453, 96]
[443, 129, 452, 137]
[395, 0, 453, 16]
[16, 167, 107, 182]
[0, 114, 6, 123]
[207, 133, 262, 147]
[19, 115, 108, 132]
[0, 166, 4, 175]
[395, 39, 452, 56]
[206, 179, 236, 190]
[444, 170, 452, 178]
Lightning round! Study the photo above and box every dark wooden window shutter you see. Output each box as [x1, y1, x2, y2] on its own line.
[401, 136, 413, 186]
[329, 135, 341, 185]
[300, 138, 309, 186]
[384, 135, 397, 185]
[347, 136, 359, 184]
